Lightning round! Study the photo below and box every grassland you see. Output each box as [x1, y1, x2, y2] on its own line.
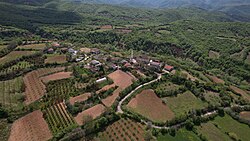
[17, 44, 46, 50]
[157, 129, 201, 141]
[204, 91, 221, 106]
[44, 54, 67, 64]
[211, 114, 250, 141]
[197, 122, 232, 141]
[0, 51, 37, 65]
[162, 91, 208, 117]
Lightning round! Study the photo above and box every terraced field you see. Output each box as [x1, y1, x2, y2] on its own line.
[17, 44, 46, 50]
[0, 51, 38, 65]
[0, 61, 33, 76]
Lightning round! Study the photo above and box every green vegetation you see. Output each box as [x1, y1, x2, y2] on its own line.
[162, 91, 208, 117]
[157, 129, 201, 141]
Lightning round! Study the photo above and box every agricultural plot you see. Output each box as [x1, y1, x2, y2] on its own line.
[197, 122, 232, 141]
[69, 93, 91, 105]
[210, 114, 250, 141]
[23, 67, 65, 105]
[0, 51, 37, 65]
[0, 61, 33, 76]
[162, 91, 208, 117]
[40, 72, 72, 83]
[229, 85, 250, 101]
[0, 119, 11, 141]
[157, 129, 201, 141]
[43, 79, 78, 106]
[74, 104, 106, 125]
[206, 74, 225, 84]
[102, 70, 134, 107]
[44, 103, 76, 134]
[45, 55, 67, 64]
[99, 118, 145, 141]
[17, 44, 46, 50]
[239, 111, 250, 121]
[0, 77, 24, 108]
[155, 81, 181, 96]
[8, 110, 52, 141]
[181, 71, 200, 82]
[127, 89, 175, 122]
[209, 50, 220, 59]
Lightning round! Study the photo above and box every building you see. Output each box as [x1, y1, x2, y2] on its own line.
[47, 48, 54, 54]
[91, 48, 100, 54]
[96, 77, 107, 83]
[164, 65, 174, 72]
[148, 60, 163, 71]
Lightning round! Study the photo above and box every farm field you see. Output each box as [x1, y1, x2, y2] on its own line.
[74, 104, 106, 125]
[157, 129, 201, 141]
[0, 51, 37, 65]
[17, 44, 46, 50]
[0, 77, 24, 108]
[0, 119, 11, 141]
[8, 110, 52, 141]
[127, 89, 175, 122]
[23, 67, 65, 105]
[45, 55, 67, 64]
[197, 122, 232, 141]
[40, 72, 72, 83]
[210, 114, 250, 141]
[162, 91, 208, 117]
[239, 111, 250, 121]
[102, 70, 134, 107]
[206, 74, 225, 84]
[0, 61, 33, 76]
[69, 93, 91, 105]
[99, 118, 145, 141]
[44, 103, 76, 134]
[155, 81, 180, 94]
[229, 85, 250, 101]
[181, 70, 199, 82]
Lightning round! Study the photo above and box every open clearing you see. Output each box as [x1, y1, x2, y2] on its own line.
[8, 110, 52, 141]
[0, 51, 37, 65]
[23, 67, 65, 105]
[239, 111, 250, 121]
[99, 118, 145, 141]
[40, 72, 72, 83]
[181, 70, 199, 81]
[17, 44, 46, 50]
[211, 114, 250, 141]
[204, 91, 221, 106]
[162, 91, 207, 117]
[157, 129, 201, 141]
[69, 93, 91, 105]
[197, 122, 232, 141]
[74, 104, 106, 125]
[206, 74, 225, 84]
[102, 70, 134, 107]
[209, 50, 220, 59]
[229, 85, 250, 101]
[127, 89, 174, 122]
[45, 55, 67, 64]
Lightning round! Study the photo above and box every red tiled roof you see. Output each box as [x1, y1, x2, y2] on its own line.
[164, 65, 174, 71]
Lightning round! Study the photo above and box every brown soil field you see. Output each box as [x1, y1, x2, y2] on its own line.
[69, 93, 91, 105]
[0, 51, 37, 65]
[17, 44, 46, 50]
[8, 110, 52, 141]
[100, 118, 145, 141]
[45, 55, 67, 64]
[96, 84, 116, 94]
[74, 104, 106, 125]
[239, 111, 250, 121]
[127, 89, 175, 122]
[229, 85, 250, 101]
[40, 72, 72, 83]
[24, 67, 65, 105]
[102, 70, 134, 107]
[206, 74, 225, 84]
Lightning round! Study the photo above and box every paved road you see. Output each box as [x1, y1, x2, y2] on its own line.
[116, 73, 162, 114]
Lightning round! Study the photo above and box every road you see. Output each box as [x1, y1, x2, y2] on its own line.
[116, 73, 162, 114]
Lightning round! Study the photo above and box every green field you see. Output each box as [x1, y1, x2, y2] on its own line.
[203, 91, 221, 106]
[211, 114, 250, 141]
[157, 129, 201, 141]
[17, 43, 46, 50]
[0, 77, 24, 109]
[0, 61, 34, 76]
[197, 122, 232, 141]
[0, 51, 37, 65]
[162, 91, 208, 116]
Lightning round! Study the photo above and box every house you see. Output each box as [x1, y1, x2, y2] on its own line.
[90, 60, 102, 67]
[164, 65, 174, 72]
[52, 42, 60, 47]
[47, 48, 54, 54]
[124, 62, 132, 68]
[148, 60, 163, 71]
[68, 48, 75, 53]
[80, 47, 91, 54]
[76, 56, 84, 62]
[60, 48, 68, 53]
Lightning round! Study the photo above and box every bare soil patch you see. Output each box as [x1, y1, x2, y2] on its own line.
[127, 89, 175, 122]
[40, 72, 72, 83]
[239, 111, 250, 121]
[229, 85, 250, 101]
[17, 44, 46, 50]
[69, 93, 91, 105]
[45, 55, 67, 64]
[206, 74, 224, 84]
[8, 110, 52, 141]
[74, 104, 106, 125]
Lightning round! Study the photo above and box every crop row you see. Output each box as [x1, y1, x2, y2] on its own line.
[0, 61, 34, 76]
